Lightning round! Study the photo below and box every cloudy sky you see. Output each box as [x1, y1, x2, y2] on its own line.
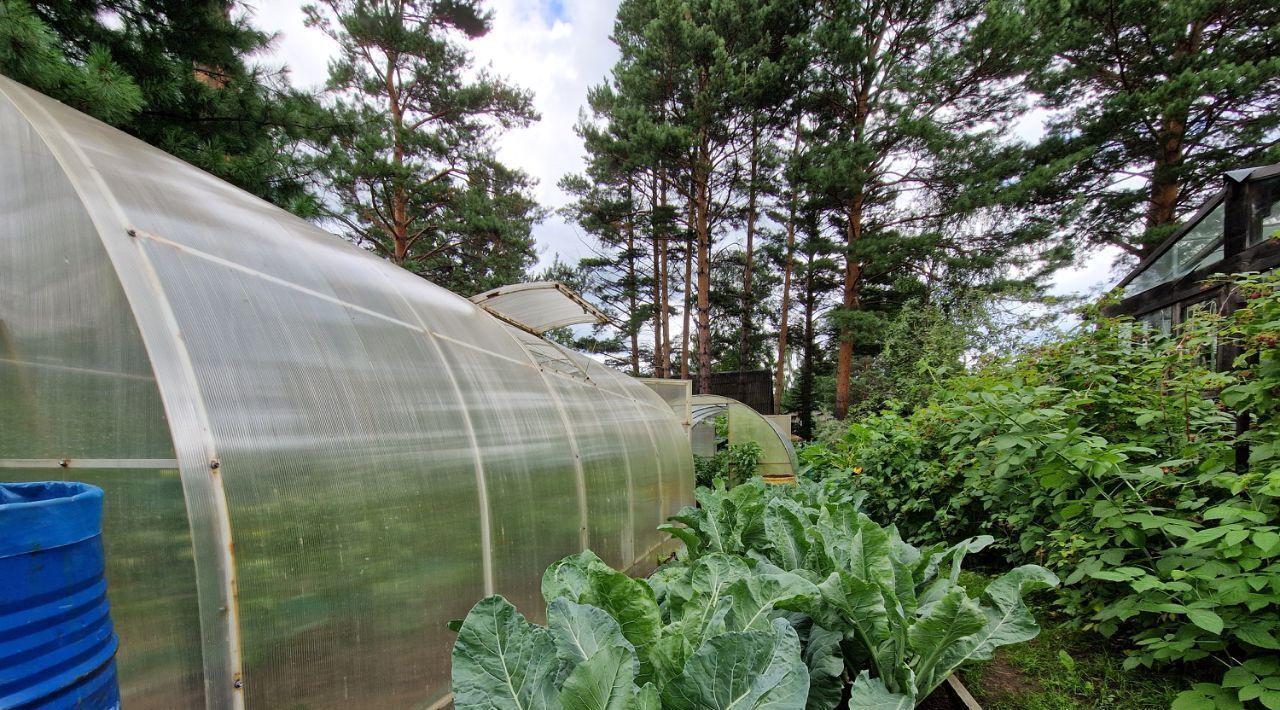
[247, 0, 1122, 298]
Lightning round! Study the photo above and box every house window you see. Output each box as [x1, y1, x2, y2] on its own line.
[1252, 178, 1280, 247]
[1136, 305, 1174, 336]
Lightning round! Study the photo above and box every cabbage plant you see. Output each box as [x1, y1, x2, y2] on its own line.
[661, 480, 1059, 707]
[451, 550, 812, 710]
[452, 479, 1056, 708]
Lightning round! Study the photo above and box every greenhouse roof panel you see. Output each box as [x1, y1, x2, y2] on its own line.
[470, 281, 608, 334]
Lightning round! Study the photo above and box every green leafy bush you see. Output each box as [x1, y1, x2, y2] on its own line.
[804, 274, 1280, 706]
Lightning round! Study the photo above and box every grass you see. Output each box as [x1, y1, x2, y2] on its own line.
[955, 571, 1188, 710]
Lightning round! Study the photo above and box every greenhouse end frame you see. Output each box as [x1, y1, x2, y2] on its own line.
[0, 75, 693, 709]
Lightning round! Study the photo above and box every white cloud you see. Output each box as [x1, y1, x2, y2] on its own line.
[1049, 246, 1131, 298]
[469, 0, 621, 268]
[244, 2, 339, 90]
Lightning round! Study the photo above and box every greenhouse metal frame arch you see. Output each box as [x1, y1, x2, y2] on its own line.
[0, 76, 692, 709]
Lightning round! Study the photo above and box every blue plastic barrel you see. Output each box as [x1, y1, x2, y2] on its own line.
[0, 482, 120, 709]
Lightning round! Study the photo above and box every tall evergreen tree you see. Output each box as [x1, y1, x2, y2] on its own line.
[771, 120, 803, 414]
[559, 170, 650, 374]
[604, 0, 808, 391]
[304, 0, 541, 294]
[708, 244, 781, 372]
[0, 0, 321, 211]
[786, 203, 841, 439]
[1028, 0, 1280, 257]
[802, 0, 1043, 418]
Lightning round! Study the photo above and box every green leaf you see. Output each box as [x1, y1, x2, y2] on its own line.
[916, 536, 993, 609]
[1089, 567, 1143, 582]
[544, 550, 611, 604]
[917, 564, 1058, 694]
[546, 554, 664, 680]
[583, 568, 664, 674]
[658, 523, 702, 555]
[1187, 609, 1225, 635]
[764, 498, 811, 570]
[559, 645, 641, 710]
[1172, 683, 1244, 710]
[548, 598, 633, 669]
[801, 624, 845, 710]
[1186, 526, 1232, 547]
[452, 596, 560, 710]
[693, 487, 738, 554]
[1245, 657, 1280, 676]
[726, 569, 820, 632]
[645, 634, 693, 689]
[1221, 666, 1255, 688]
[1171, 693, 1218, 710]
[631, 683, 660, 710]
[660, 618, 810, 710]
[846, 670, 914, 709]
[1254, 531, 1280, 554]
[1224, 529, 1251, 547]
[1236, 625, 1280, 650]
[825, 514, 896, 587]
[816, 570, 889, 657]
[909, 588, 987, 695]
[1058, 650, 1075, 673]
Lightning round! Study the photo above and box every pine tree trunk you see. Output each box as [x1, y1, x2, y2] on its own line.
[1143, 19, 1203, 256]
[681, 194, 694, 380]
[694, 140, 713, 394]
[659, 174, 672, 377]
[385, 57, 410, 265]
[834, 194, 863, 420]
[798, 257, 816, 439]
[651, 170, 666, 378]
[626, 198, 640, 375]
[738, 124, 758, 379]
[774, 127, 800, 414]
[1144, 111, 1187, 255]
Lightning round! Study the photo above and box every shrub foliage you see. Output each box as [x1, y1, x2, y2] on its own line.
[802, 274, 1280, 708]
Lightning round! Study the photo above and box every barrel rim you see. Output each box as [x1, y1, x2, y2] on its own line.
[0, 482, 104, 558]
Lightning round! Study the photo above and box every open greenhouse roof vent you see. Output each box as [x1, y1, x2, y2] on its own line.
[469, 281, 608, 334]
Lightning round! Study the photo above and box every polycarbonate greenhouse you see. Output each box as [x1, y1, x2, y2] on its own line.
[0, 76, 693, 709]
[689, 395, 798, 482]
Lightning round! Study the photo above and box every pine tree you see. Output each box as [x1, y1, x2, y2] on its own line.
[604, 0, 808, 391]
[708, 243, 780, 371]
[559, 169, 650, 374]
[562, 72, 668, 375]
[802, 0, 1042, 419]
[771, 121, 802, 414]
[1, 0, 321, 211]
[0, 1, 142, 122]
[304, 0, 541, 294]
[786, 203, 841, 439]
[1028, 0, 1280, 257]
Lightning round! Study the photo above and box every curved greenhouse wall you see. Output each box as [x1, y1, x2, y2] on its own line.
[0, 76, 692, 709]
